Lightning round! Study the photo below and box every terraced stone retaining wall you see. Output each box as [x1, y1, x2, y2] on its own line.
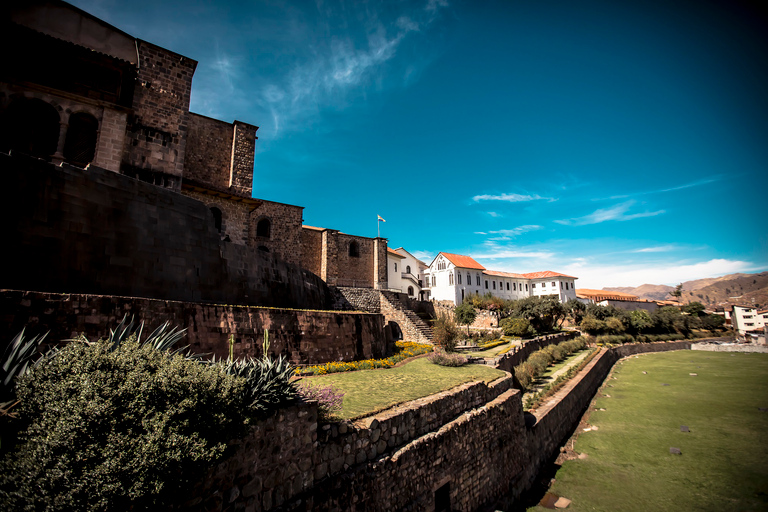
[0, 290, 389, 364]
[182, 341, 694, 512]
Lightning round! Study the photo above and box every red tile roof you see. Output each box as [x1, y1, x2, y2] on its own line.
[440, 252, 485, 270]
[387, 247, 405, 258]
[576, 289, 639, 301]
[519, 270, 577, 280]
[483, 270, 526, 278]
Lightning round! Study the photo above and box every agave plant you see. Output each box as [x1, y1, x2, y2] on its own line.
[1, 329, 47, 415]
[100, 315, 203, 359]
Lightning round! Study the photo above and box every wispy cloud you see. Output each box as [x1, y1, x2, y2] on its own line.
[486, 211, 502, 218]
[594, 177, 721, 201]
[485, 225, 542, 241]
[556, 201, 665, 226]
[411, 250, 435, 263]
[631, 245, 678, 253]
[472, 193, 556, 203]
[257, 0, 449, 134]
[475, 249, 555, 259]
[561, 258, 762, 288]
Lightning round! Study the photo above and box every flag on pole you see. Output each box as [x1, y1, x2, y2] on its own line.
[377, 215, 386, 222]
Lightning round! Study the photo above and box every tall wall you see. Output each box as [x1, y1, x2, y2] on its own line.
[301, 228, 387, 289]
[0, 290, 389, 364]
[0, 153, 331, 310]
[180, 341, 694, 511]
[121, 40, 197, 190]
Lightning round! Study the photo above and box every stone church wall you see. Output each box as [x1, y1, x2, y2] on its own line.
[1, 153, 330, 310]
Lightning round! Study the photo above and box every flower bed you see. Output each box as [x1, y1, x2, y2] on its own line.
[296, 341, 433, 376]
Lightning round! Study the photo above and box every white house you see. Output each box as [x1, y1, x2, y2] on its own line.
[732, 305, 768, 335]
[386, 247, 429, 300]
[423, 252, 578, 305]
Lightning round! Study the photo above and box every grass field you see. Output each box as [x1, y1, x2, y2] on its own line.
[299, 357, 505, 420]
[532, 350, 768, 511]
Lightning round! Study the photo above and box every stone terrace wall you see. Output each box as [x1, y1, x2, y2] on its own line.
[0, 290, 389, 364]
[497, 331, 579, 373]
[186, 375, 516, 511]
[177, 340, 695, 511]
[1, 154, 331, 310]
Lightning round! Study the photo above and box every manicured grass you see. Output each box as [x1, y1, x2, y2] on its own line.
[300, 357, 506, 420]
[533, 351, 768, 511]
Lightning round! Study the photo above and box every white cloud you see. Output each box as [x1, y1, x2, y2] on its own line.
[560, 258, 761, 289]
[410, 250, 435, 263]
[486, 211, 501, 217]
[485, 225, 543, 241]
[592, 177, 721, 202]
[556, 201, 665, 226]
[631, 245, 677, 253]
[473, 249, 555, 260]
[472, 193, 554, 203]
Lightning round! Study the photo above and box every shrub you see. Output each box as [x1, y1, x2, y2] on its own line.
[0, 338, 248, 511]
[221, 355, 297, 416]
[580, 315, 606, 334]
[432, 312, 460, 352]
[514, 362, 535, 389]
[298, 383, 345, 421]
[427, 350, 469, 367]
[500, 317, 535, 338]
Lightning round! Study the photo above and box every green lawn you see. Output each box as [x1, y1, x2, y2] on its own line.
[531, 350, 768, 511]
[300, 357, 506, 420]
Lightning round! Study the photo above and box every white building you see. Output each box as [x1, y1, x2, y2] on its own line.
[386, 247, 429, 299]
[731, 305, 768, 335]
[422, 252, 578, 305]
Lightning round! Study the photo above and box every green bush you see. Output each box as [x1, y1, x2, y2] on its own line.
[427, 350, 469, 367]
[500, 317, 535, 338]
[0, 338, 249, 511]
[432, 312, 460, 352]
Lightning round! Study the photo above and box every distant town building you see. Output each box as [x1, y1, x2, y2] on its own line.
[422, 252, 577, 305]
[576, 289, 659, 312]
[731, 305, 768, 335]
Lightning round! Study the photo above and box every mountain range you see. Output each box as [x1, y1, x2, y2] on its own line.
[603, 272, 768, 308]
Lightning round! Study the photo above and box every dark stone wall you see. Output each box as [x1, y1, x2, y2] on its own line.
[0, 153, 332, 310]
[0, 290, 389, 364]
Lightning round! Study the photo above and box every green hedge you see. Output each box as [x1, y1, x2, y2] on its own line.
[513, 337, 588, 390]
[1, 339, 251, 511]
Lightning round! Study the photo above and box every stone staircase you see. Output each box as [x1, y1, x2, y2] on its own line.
[379, 290, 434, 344]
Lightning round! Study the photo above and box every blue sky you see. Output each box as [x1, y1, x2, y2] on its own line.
[73, 0, 768, 288]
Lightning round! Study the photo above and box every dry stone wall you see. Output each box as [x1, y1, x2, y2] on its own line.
[1, 154, 330, 310]
[181, 341, 695, 511]
[0, 289, 388, 364]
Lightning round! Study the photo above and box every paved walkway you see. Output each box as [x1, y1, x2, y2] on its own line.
[522, 349, 593, 402]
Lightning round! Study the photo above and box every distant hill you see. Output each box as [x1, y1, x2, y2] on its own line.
[603, 284, 673, 301]
[603, 271, 768, 307]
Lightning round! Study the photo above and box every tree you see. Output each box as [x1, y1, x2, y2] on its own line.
[510, 296, 566, 333]
[605, 316, 625, 334]
[454, 302, 477, 337]
[564, 299, 586, 325]
[670, 283, 683, 302]
[682, 302, 706, 317]
[701, 314, 726, 331]
[500, 317, 535, 338]
[580, 315, 606, 335]
[630, 310, 653, 334]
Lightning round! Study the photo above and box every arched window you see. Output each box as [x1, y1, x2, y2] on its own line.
[210, 207, 223, 233]
[63, 112, 98, 167]
[457, 273, 462, 285]
[406, 265, 411, 274]
[0, 98, 60, 160]
[256, 218, 271, 238]
[349, 240, 360, 258]
[467, 273, 471, 285]
[407, 286, 414, 296]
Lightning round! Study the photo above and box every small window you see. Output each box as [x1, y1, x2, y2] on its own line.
[525, 284, 529, 291]
[492, 281, 496, 290]
[407, 286, 414, 296]
[449, 273, 454, 285]
[552, 282, 556, 287]
[485, 280, 488, 289]
[476, 275, 480, 286]
[565, 282, 569, 290]
[467, 273, 471, 284]
[561, 282, 563, 289]
[432, 276, 436, 287]
[256, 218, 271, 238]
[507, 282, 510, 290]
[394, 263, 397, 272]
[457, 273, 462, 285]
[349, 241, 360, 258]
[406, 265, 411, 274]
[513, 283, 517, 291]
[210, 207, 223, 233]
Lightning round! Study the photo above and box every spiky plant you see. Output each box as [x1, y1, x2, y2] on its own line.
[1, 329, 47, 416]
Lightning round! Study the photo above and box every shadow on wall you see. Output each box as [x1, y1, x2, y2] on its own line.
[0, 152, 334, 310]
